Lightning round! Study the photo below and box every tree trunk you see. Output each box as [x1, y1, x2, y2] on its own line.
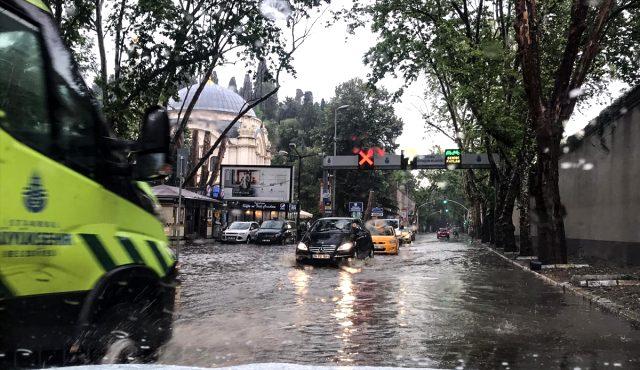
[518, 160, 534, 256]
[198, 131, 212, 190]
[185, 129, 200, 188]
[496, 169, 519, 252]
[471, 201, 482, 239]
[94, 0, 108, 104]
[481, 206, 493, 243]
[207, 135, 227, 186]
[363, 191, 375, 222]
[533, 133, 567, 263]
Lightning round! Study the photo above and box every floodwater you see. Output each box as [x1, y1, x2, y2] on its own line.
[160, 234, 640, 369]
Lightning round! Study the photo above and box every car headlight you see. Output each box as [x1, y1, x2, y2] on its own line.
[337, 242, 353, 251]
[297, 242, 308, 251]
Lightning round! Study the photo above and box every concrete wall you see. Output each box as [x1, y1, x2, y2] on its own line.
[516, 86, 640, 265]
[559, 88, 640, 265]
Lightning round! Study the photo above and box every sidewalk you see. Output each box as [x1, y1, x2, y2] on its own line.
[477, 240, 640, 325]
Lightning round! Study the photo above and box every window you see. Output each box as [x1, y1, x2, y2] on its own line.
[53, 78, 98, 176]
[0, 8, 50, 153]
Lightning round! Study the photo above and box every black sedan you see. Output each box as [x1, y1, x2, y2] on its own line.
[296, 217, 374, 264]
[254, 220, 296, 244]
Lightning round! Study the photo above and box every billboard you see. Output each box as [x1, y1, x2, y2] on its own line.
[220, 165, 293, 202]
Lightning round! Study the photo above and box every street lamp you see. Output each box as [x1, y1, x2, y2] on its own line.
[289, 143, 323, 242]
[332, 104, 349, 216]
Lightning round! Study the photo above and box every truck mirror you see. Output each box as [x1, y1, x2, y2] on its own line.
[133, 106, 171, 180]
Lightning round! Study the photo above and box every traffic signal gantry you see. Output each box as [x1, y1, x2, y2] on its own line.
[322, 148, 498, 170]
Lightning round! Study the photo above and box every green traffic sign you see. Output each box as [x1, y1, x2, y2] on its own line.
[444, 149, 461, 166]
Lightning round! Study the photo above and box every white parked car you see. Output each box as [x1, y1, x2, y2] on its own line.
[221, 221, 260, 243]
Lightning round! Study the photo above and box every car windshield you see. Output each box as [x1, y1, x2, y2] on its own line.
[382, 219, 399, 229]
[368, 225, 394, 236]
[228, 222, 251, 230]
[261, 220, 284, 229]
[311, 219, 352, 232]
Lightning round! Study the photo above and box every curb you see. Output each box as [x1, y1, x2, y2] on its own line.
[480, 243, 640, 326]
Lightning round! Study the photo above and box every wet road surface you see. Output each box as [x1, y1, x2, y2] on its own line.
[160, 234, 640, 369]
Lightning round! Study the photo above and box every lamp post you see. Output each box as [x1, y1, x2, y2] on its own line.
[288, 143, 323, 242]
[332, 104, 349, 216]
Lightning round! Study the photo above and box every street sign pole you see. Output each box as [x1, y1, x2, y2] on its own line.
[175, 148, 189, 261]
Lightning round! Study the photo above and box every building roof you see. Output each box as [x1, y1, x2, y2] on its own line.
[167, 81, 257, 117]
[152, 185, 217, 202]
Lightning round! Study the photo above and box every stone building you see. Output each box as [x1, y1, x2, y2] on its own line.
[167, 79, 272, 186]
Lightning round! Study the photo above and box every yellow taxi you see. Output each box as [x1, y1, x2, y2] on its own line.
[368, 225, 399, 255]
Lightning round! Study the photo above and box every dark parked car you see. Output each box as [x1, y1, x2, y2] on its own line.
[296, 217, 374, 264]
[255, 220, 296, 244]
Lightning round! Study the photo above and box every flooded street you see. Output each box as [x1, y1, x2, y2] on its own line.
[160, 234, 640, 369]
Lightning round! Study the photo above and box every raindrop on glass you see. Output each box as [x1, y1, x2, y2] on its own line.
[260, 0, 292, 21]
[569, 87, 584, 98]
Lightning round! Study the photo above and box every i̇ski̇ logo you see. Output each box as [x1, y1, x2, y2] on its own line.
[23, 173, 47, 213]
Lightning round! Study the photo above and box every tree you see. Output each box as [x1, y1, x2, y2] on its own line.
[513, 0, 640, 262]
[239, 73, 253, 101]
[346, 0, 531, 249]
[228, 77, 238, 93]
[47, 0, 324, 140]
[320, 79, 404, 215]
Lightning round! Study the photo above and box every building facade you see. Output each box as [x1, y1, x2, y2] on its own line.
[396, 185, 416, 226]
[167, 80, 272, 186]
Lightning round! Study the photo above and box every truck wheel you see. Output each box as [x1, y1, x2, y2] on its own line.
[84, 297, 161, 364]
[102, 338, 139, 364]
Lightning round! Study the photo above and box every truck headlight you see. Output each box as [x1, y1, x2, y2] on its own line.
[297, 242, 308, 251]
[337, 242, 353, 251]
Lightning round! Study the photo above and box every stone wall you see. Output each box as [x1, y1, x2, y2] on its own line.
[515, 86, 640, 265]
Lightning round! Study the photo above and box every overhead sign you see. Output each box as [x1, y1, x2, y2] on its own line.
[371, 207, 384, 217]
[374, 153, 402, 169]
[221, 165, 293, 202]
[460, 153, 499, 168]
[349, 202, 364, 213]
[323, 155, 358, 169]
[413, 154, 445, 169]
[445, 149, 461, 167]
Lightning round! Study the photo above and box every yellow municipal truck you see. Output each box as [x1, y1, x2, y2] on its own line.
[0, 0, 177, 367]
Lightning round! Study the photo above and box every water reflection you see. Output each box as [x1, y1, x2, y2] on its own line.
[162, 239, 640, 369]
[288, 268, 309, 306]
[334, 270, 356, 363]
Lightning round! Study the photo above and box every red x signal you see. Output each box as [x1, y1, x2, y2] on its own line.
[358, 148, 374, 169]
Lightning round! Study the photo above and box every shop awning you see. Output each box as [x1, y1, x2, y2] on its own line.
[152, 185, 218, 202]
[299, 210, 313, 219]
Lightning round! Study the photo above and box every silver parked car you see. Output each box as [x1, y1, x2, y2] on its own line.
[221, 221, 260, 243]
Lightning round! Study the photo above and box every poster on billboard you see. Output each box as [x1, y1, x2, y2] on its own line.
[220, 165, 293, 202]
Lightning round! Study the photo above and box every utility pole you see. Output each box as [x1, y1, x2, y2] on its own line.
[332, 104, 349, 216]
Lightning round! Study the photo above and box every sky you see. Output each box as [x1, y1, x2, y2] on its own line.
[208, 1, 627, 157]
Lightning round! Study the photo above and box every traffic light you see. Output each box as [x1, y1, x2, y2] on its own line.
[443, 199, 448, 204]
[445, 208, 449, 213]
[358, 148, 374, 169]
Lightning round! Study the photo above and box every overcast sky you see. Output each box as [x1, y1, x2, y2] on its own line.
[214, 1, 627, 156]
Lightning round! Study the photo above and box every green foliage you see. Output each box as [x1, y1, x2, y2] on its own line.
[266, 78, 405, 216]
[48, 0, 325, 139]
